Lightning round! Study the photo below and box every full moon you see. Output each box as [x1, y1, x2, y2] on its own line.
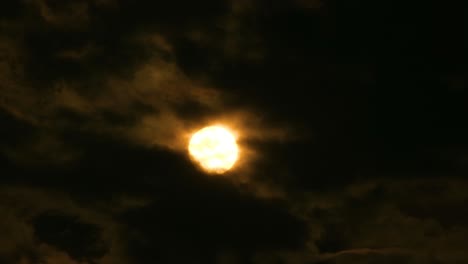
[188, 125, 239, 174]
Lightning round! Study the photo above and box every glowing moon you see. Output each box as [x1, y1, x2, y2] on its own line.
[188, 125, 239, 174]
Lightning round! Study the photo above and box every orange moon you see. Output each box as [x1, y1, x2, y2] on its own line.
[188, 126, 239, 174]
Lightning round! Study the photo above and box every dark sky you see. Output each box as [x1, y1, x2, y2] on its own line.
[1, 1, 468, 263]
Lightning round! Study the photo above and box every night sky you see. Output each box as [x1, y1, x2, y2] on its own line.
[1, 1, 468, 263]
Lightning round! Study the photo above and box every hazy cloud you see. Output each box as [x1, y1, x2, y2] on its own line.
[1, 0, 468, 263]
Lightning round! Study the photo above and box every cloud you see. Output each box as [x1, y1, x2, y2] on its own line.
[0, 130, 310, 264]
[0, 0, 295, 170]
[301, 178, 468, 264]
[0, 184, 151, 264]
[0, 187, 99, 263]
[33, 0, 90, 29]
[2, 1, 468, 264]
[313, 247, 413, 262]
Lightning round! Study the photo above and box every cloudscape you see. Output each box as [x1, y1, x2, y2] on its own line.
[1, 1, 468, 263]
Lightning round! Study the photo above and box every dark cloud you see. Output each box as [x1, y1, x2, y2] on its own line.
[33, 211, 108, 262]
[1, 0, 468, 263]
[121, 195, 307, 263]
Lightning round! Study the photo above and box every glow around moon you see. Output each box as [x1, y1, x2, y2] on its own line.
[188, 125, 239, 174]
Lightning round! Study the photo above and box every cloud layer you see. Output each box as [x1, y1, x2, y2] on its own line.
[1, 0, 468, 263]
